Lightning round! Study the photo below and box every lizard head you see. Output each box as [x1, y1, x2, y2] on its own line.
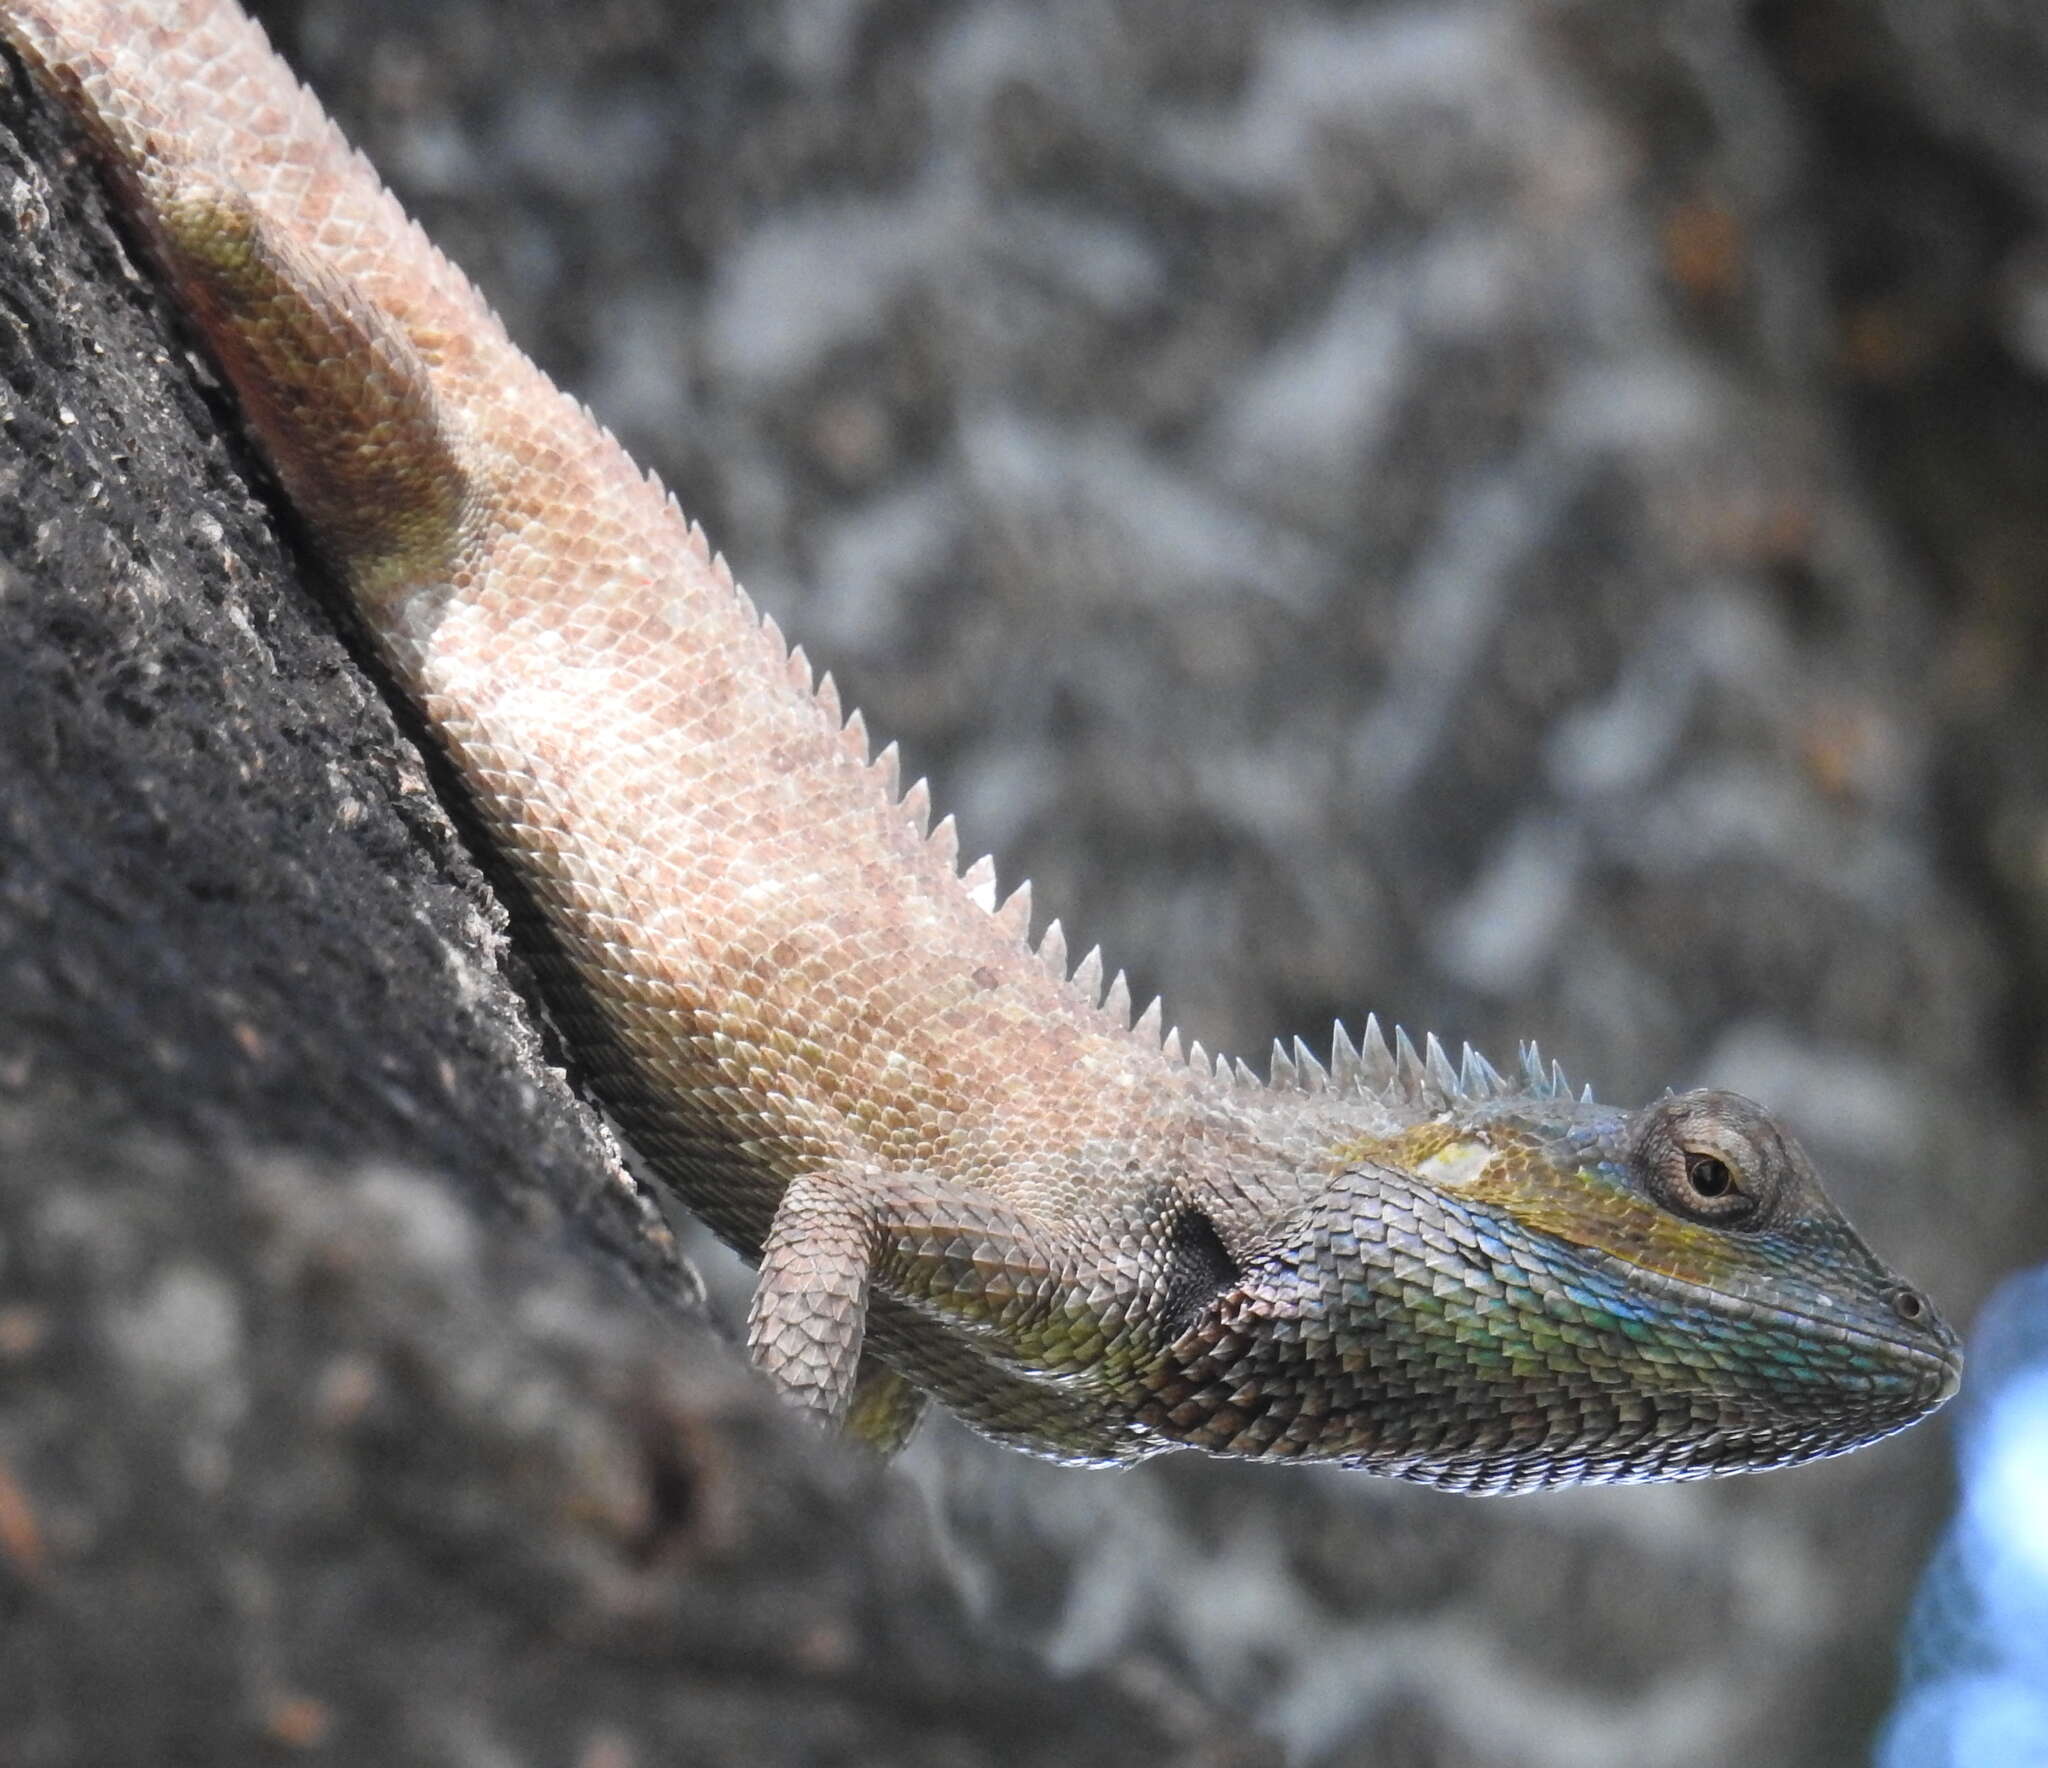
[1142, 1035, 1962, 1489]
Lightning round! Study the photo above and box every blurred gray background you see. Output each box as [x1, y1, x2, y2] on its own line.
[7, 0, 2048, 1761]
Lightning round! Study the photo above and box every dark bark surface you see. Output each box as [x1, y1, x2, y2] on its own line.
[4, 2, 2045, 1764]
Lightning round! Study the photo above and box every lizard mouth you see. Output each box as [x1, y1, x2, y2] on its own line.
[1575, 1245, 1965, 1411]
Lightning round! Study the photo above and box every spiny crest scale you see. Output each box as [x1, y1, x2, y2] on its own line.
[1037, 918, 1067, 980]
[1071, 945, 1104, 1008]
[1517, 1042, 1575, 1101]
[1424, 1034, 1459, 1105]
[1258, 1014, 1594, 1111]
[992, 881, 1033, 940]
[961, 854, 998, 912]
[871, 739, 900, 799]
[899, 776, 930, 837]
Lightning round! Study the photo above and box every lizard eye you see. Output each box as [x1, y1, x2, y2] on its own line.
[1649, 1140, 1759, 1225]
[1627, 1094, 1784, 1228]
[1686, 1154, 1732, 1198]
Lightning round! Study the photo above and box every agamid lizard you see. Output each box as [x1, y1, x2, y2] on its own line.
[0, 0, 1961, 1489]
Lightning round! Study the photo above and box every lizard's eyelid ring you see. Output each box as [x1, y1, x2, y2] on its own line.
[1666, 1163, 1763, 1226]
[1626, 1091, 1791, 1230]
[1635, 1136, 1766, 1228]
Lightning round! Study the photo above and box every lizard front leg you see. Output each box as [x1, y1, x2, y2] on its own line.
[745, 1167, 887, 1426]
[745, 1166, 1132, 1437]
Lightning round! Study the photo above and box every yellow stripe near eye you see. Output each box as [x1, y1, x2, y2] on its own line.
[1414, 1140, 1494, 1189]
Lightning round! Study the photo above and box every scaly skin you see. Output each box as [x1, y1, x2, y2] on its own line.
[0, 0, 1962, 1487]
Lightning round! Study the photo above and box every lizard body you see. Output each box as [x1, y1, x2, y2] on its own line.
[0, 0, 1961, 1486]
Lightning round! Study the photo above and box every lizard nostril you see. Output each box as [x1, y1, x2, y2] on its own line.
[1890, 1286, 1928, 1325]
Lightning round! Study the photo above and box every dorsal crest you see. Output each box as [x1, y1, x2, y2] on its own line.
[1265, 1016, 1595, 1111]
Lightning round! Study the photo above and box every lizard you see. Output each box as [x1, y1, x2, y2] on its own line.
[0, 0, 1962, 1489]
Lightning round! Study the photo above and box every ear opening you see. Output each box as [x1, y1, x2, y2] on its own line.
[1158, 1206, 1241, 1340]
